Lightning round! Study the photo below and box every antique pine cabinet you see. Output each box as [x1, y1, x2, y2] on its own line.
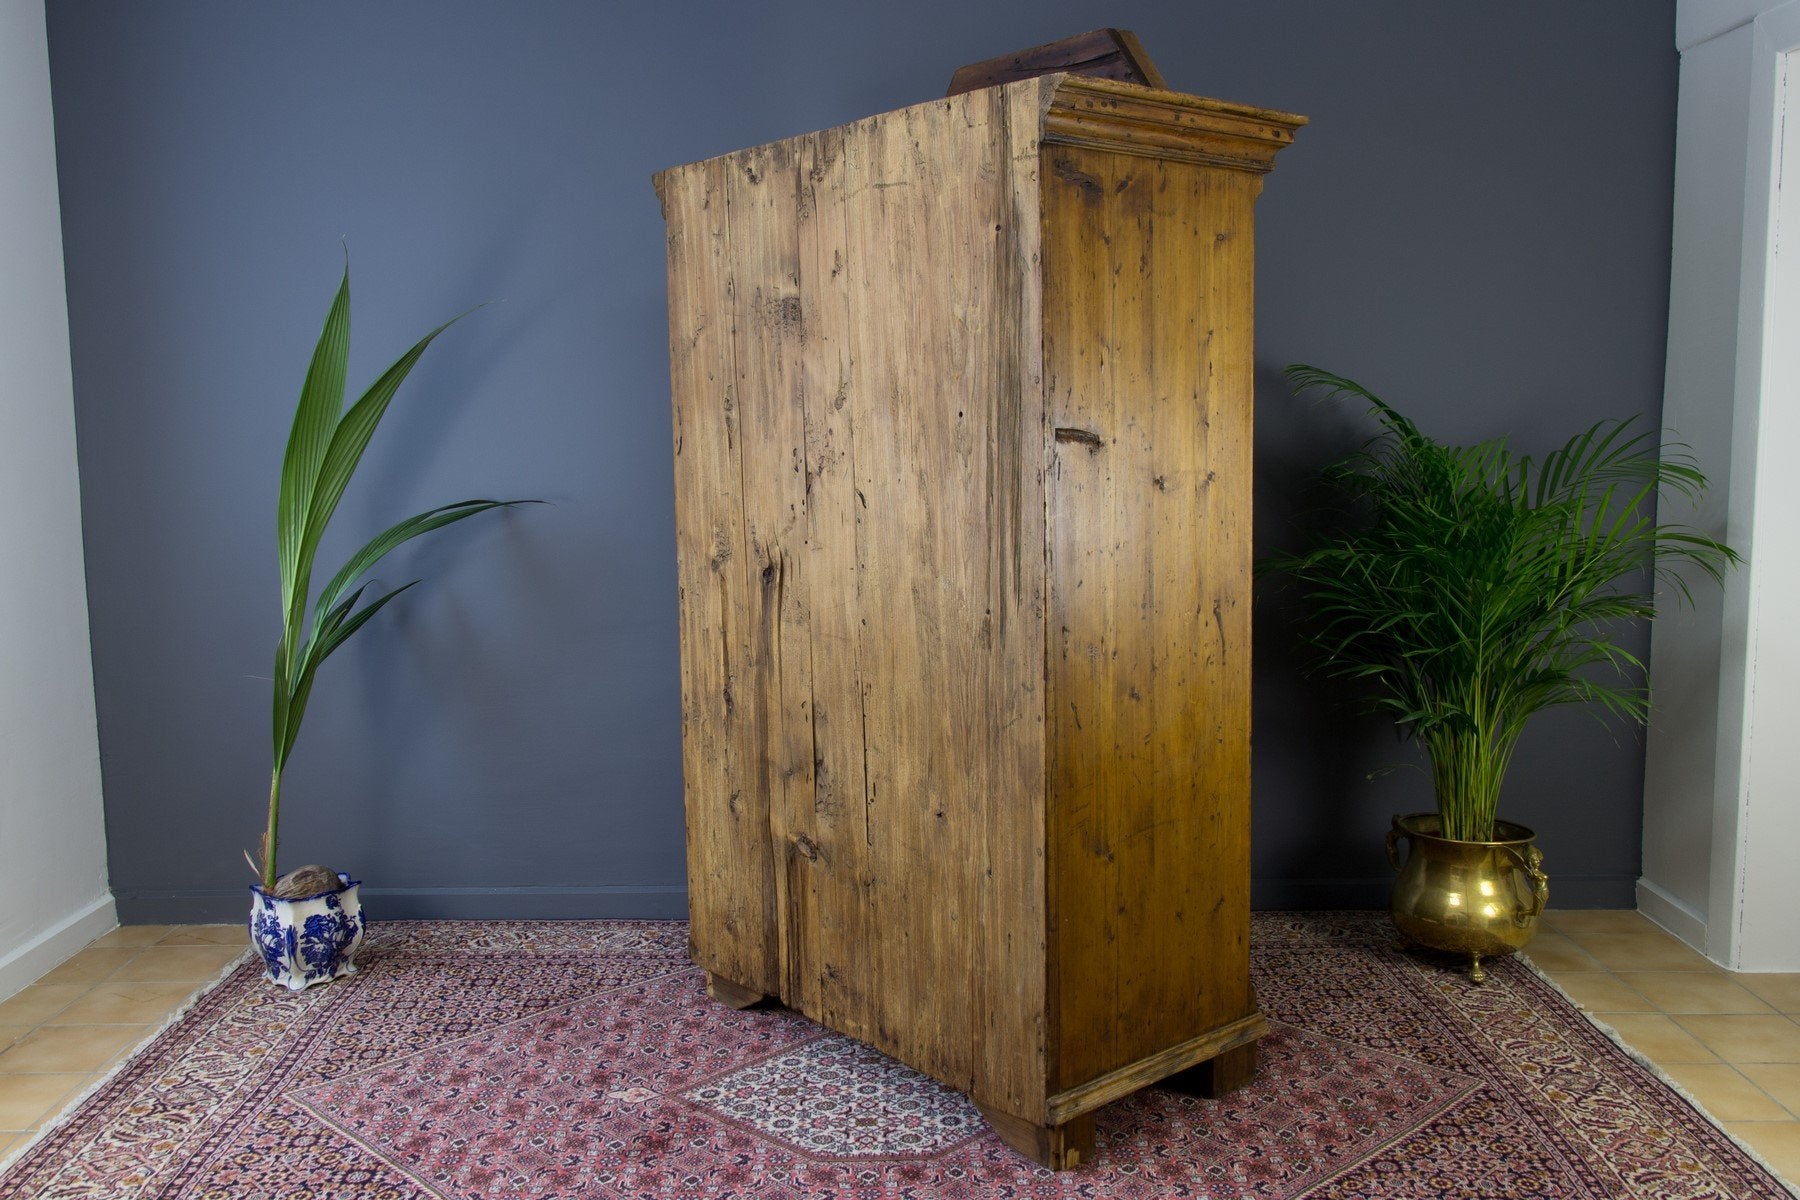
[654, 73, 1303, 1169]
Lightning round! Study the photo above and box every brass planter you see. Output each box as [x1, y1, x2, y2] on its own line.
[1386, 813, 1548, 983]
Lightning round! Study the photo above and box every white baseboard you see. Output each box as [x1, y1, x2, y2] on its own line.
[0, 893, 118, 1002]
[1636, 877, 1711, 957]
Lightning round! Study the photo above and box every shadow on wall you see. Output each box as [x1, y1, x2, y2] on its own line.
[1252, 363, 1434, 906]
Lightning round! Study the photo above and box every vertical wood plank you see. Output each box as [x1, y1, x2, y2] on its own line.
[1141, 156, 1213, 1035]
[657, 157, 779, 995]
[716, 142, 818, 1010]
[1164, 166, 1259, 1038]
[843, 91, 987, 1089]
[1043, 143, 1126, 1089]
[791, 123, 877, 1033]
[1135, 157, 1259, 1047]
[972, 77, 1054, 1121]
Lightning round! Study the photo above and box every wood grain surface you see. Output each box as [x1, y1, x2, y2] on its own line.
[1041, 141, 1261, 1093]
[656, 73, 1302, 1165]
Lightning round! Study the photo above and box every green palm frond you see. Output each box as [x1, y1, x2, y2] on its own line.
[261, 266, 537, 888]
[1265, 365, 1738, 841]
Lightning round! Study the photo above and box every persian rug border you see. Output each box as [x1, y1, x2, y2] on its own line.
[1514, 950, 1800, 1199]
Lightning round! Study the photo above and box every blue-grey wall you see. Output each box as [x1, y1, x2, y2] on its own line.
[44, 1, 1678, 920]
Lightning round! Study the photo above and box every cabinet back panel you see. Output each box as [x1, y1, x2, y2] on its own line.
[660, 78, 1054, 1110]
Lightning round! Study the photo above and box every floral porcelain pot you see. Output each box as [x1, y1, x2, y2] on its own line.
[248, 872, 365, 990]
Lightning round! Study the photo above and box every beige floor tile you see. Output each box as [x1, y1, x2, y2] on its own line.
[0, 986, 86, 1027]
[1600, 1013, 1719, 1064]
[1545, 972, 1656, 1013]
[106, 944, 244, 983]
[1619, 971, 1778, 1015]
[1543, 909, 1658, 937]
[1741, 1063, 1800, 1117]
[0, 1025, 148, 1074]
[0, 1027, 29, 1055]
[1740, 974, 1800, 1015]
[156, 925, 243, 947]
[33, 947, 139, 987]
[1677, 1014, 1800, 1064]
[87, 925, 172, 949]
[1722, 1120, 1800, 1182]
[0, 1130, 18, 1156]
[1520, 930, 1603, 974]
[1577, 931, 1719, 973]
[1658, 1062, 1790, 1121]
[47, 981, 197, 1026]
[0, 1072, 84, 1131]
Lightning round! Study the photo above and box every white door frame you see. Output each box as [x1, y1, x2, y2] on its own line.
[1720, 13, 1800, 971]
[1643, 0, 1800, 971]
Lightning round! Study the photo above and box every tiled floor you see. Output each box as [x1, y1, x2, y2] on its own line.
[0, 925, 244, 1160]
[0, 913, 1796, 1187]
[1527, 910, 1800, 1184]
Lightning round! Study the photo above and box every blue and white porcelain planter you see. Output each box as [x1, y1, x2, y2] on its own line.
[248, 873, 365, 991]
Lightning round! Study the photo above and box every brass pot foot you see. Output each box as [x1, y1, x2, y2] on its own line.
[1469, 954, 1486, 984]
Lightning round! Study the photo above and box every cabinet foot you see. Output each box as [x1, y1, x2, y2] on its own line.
[704, 972, 770, 1010]
[975, 1104, 1095, 1171]
[1162, 1041, 1258, 1098]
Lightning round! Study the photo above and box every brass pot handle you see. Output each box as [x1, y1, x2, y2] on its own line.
[1385, 821, 1406, 873]
[1506, 844, 1549, 923]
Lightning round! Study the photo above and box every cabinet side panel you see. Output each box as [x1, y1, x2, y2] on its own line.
[1043, 145, 1259, 1092]
[661, 159, 779, 992]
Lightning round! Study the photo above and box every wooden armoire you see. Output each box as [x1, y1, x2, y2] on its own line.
[655, 71, 1303, 1169]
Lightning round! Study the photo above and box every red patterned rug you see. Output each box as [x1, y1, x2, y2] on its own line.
[0, 913, 1790, 1198]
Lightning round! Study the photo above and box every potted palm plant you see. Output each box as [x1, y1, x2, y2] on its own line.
[1266, 365, 1736, 981]
[250, 265, 531, 990]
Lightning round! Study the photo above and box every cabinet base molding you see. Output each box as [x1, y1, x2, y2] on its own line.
[1044, 1011, 1268, 1125]
[976, 1104, 1096, 1171]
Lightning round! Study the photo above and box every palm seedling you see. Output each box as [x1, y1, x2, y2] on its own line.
[262, 266, 531, 890]
[1265, 365, 1737, 842]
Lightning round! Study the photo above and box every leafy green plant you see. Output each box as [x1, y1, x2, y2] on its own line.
[1265, 365, 1737, 842]
[262, 267, 530, 889]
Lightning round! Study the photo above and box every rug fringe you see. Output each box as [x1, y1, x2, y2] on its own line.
[0, 942, 253, 1176]
[1515, 948, 1800, 1199]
